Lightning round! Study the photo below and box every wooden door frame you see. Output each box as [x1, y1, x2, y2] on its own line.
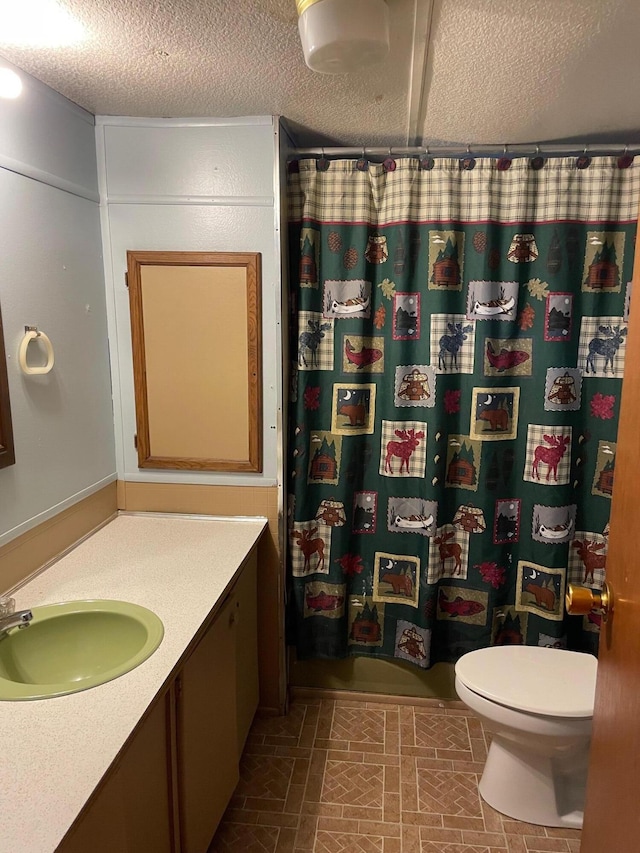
[126, 250, 262, 472]
[580, 204, 640, 850]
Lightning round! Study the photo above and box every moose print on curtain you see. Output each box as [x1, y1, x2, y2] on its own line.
[287, 155, 640, 669]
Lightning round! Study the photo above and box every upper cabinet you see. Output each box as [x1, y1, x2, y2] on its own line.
[127, 250, 262, 472]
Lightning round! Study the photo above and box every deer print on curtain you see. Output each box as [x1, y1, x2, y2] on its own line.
[287, 156, 640, 668]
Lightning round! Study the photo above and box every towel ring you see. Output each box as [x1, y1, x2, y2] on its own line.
[19, 327, 54, 375]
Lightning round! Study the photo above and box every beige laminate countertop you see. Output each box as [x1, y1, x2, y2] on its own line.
[0, 511, 267, 853]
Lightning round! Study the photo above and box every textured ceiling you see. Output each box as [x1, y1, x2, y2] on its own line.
[0, 0, 639, 148]
[424, 0, 640, 146]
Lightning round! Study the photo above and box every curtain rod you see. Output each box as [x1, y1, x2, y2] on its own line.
[293, 143, 640, 158]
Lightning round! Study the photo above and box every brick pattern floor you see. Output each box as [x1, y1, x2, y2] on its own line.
[209, 696, 582, 853]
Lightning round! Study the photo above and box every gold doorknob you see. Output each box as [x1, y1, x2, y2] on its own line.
[565, 581, 612, 622]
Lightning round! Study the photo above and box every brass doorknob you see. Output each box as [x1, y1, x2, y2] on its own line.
[565, 581, 612, 622]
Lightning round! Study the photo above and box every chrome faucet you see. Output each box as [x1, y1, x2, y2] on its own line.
[0, 609, 33, 637]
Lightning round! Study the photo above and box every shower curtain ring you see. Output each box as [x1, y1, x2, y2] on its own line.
[577, 145, 591, 170]
[317, 147, 329, 171]
[618, 145, 633, 169]
[498, 144, 511, 170]
[420, 146, 434, 170]
[530, 144, 545, 170]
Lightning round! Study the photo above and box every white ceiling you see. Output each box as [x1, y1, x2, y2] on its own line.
[1, 0, 639, 148]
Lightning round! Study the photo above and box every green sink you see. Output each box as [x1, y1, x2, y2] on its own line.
[0, 600, 164, 700]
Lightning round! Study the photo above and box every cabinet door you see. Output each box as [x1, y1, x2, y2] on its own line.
[59, 693, 173, 853]
[177, 592, 239, 853]
[58, 764, 128, 853]
[235, 552, 259, 755]
[118, 692, 175, 852]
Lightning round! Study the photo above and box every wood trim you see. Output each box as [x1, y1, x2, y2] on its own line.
[116, 478, 127, 510]
[246, 253, 263, 472]
[119, 480, 278, 517]
[0, 482, 117, 592]
[126, 250, 262, 472]
[0, 302, 15, 470]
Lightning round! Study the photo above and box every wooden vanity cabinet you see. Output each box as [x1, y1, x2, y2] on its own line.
[60, 693, 173, 853]
[174, 549, 259, 852]
[57, 550, 259, 853]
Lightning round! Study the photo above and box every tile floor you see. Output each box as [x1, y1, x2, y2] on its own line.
[209, 694, 582, 853]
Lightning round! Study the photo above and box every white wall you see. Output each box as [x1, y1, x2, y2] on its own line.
[97, 116, 283, 486]
[0, 62, 116, 545]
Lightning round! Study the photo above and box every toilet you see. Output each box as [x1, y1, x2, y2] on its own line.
[454, 645, 597, 828]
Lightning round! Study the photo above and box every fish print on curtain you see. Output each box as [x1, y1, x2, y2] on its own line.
[287, 156, 640, 669]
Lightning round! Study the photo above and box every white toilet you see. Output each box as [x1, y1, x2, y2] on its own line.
[455, 645, 597, 828]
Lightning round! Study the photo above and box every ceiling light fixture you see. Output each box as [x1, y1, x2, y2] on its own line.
[0, 0, 86, 48]
[296, 0, 390, 74]
[0, 67, 22, 98]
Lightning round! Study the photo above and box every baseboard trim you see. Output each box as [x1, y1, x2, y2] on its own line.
[289, 686, 465, 710]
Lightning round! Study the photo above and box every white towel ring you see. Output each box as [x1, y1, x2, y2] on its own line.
[19, 327, 54, 375]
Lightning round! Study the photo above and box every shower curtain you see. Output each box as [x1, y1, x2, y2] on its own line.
[286, 154, 639, 669]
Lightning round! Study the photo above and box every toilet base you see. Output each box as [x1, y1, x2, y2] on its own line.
[479, 737, 587, 828]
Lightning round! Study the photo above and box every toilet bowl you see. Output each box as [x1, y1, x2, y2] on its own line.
[455, 646, 597, 828]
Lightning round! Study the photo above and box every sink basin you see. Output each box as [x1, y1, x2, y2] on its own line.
[0, 600, 164, 700]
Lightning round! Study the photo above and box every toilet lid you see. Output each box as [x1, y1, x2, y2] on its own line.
[455, 646, 597, 718]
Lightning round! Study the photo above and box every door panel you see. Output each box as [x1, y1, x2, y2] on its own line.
[177, 593, 239, 853]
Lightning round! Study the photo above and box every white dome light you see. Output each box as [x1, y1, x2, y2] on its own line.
[0, 67, 22, 99]
[0, 0, 86, 48]
[297, 0, 390, 74]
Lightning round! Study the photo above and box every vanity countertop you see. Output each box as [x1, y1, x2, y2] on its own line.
[0, 511, 267, 853]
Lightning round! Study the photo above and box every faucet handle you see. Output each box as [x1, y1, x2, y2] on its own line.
[17, 610, 33, 628]
[0, 597, 15, 618]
